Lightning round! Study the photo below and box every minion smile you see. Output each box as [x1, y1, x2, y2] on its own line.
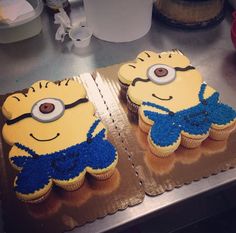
[30, 133, 60, 142]
[152, 94, 173, 101]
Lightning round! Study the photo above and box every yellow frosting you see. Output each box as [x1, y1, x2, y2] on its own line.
[118, 50, 216, 125]
[118, 50, 190, 85]
[2, 78, 119, 201]
[2, 79, 106, 155]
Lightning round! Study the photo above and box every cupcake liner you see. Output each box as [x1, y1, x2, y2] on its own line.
[148, 135, 181, 158]
[118, 80, 129, 99]
[138, 116, 151, 134]
[181, 134, 208, 149]
[91, 168, 116, 181]
[210, 122, 236, 141]
[126, 95, 139, 115]
[19, 187, 52, 204]
[60, 176, 85, 192]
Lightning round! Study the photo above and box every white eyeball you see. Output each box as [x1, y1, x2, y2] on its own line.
[147, 64, 176, 85]
[31, 98, 65, 122]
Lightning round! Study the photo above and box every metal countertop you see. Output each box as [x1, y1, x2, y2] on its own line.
[1, 2, 236, 233]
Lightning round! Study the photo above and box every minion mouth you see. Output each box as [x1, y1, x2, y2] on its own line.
[30, 133, 60, 142]
[152, 94, 173, 101]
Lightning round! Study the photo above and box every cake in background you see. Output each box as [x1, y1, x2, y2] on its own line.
[155, 0, 225, 29]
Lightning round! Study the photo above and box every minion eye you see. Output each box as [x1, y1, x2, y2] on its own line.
[147, 64, 176, 85]
[31, 98, 65, 122]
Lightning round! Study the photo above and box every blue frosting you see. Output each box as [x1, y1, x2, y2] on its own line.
[143, 83, 236, 147]
[11, 120, 117, 195]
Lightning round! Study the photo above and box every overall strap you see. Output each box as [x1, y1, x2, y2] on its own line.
[87, 119, 101, 140]
[198, 83, 207, 103]
[142, 101, 172, 114]
[15, 142, 38, 158]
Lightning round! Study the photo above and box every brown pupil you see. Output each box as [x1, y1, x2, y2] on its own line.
[154, 67, 168, 77]
[39, 103, 55, 114]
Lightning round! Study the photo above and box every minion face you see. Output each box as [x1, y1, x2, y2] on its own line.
[2, 80, 96, 155]
[118, 50, 214, 113]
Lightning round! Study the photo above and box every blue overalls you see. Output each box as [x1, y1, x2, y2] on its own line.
[143, 83, 236, 147]
[11, 120, 117, 195]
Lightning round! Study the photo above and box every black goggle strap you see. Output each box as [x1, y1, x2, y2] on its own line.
[174, 66, 195, 72]
[131, 78, 150, 87]
[6, 113, 32, 125]
[131, 66, 196, 87]
[64, 98, 88, 109]
[6, 98, 89, 125]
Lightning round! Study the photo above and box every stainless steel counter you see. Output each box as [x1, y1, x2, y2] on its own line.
[1, 2, 236, 233]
